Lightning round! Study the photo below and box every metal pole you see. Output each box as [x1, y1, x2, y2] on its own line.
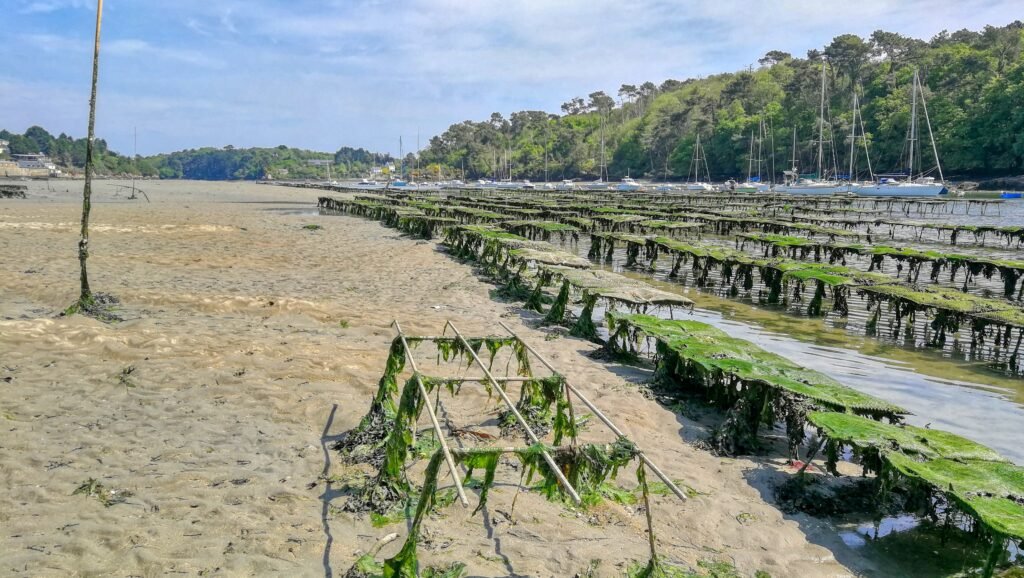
[392, 321, 469, 508]
[445, 321, 582, 505]
[498, 321, 688, 503]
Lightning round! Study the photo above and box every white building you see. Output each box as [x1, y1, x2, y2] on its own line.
[0, 140, 8, 155]
[13, 154, 61, 176]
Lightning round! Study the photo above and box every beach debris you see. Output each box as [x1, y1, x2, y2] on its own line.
[72, 478, 133, 507]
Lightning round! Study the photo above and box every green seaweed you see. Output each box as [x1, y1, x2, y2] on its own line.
[808, 411, 1007, 469]
[606, 312, 906, 454]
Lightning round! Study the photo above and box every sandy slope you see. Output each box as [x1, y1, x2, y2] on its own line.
[0, 180, 858, 577]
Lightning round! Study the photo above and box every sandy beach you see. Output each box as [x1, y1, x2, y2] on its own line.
[0, 180, 872, 577]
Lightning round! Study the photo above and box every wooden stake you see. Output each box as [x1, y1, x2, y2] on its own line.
[77, 0, 104, 310]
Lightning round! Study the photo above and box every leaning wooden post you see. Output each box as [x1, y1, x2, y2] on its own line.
[76, 0, 104, 311]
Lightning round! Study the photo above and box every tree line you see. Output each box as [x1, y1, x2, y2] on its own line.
[1, 126, 142, 175]
[419, 23, 1024, 182]
[1, 126, 394, 181]
[7, 23, 1021, 183]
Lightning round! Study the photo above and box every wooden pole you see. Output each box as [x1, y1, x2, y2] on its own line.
[77, 0, 104, 310]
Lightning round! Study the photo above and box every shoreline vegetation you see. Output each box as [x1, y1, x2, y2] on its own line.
[4, 22, 1024, 186]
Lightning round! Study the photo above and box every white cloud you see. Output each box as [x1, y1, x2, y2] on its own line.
[3, 0, 1022, 155]
[17, 0, 90, 14]
[106, 39, 225, 68]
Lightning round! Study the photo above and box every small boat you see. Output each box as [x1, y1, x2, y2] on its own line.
[391, 179, 408, 187]
[617, 176, 642, 191]
[556, 180, 577, 191]
[853, 177, 945, 197]
[359, 178, 378, 186]
[1001, 191, 1022, 199]
[775, 173, 849, 195]
[584, 180, 610, 191]
[852, 70, 947, 197]
[521, 179, 536, 190]
[683, 134, 715, 192]
[680, 182, 715, 192]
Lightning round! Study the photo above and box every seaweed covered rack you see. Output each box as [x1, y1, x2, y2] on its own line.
[440, 224, 694, 340]
[603, 311, 1023, 576]
[336, 320, 691, 577]
[738, 232, 1024, 300]
[806, 412, 1024, 577]
[603, 312, 907, 455]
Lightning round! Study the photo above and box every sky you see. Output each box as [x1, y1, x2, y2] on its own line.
[1, 0, 1020, 157]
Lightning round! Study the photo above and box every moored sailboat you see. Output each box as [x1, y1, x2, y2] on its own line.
[852, 69, 946, 197]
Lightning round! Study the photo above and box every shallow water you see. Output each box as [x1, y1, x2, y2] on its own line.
[665, 285, 1024, 463]
[551, 234, 1024, 464]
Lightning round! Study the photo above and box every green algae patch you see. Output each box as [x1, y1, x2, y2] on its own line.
[808, 412, 1006, 463]
[631, 220, 705, 233]
[860, 284, 1024, 329]
[606, 312, 905, 454]
[542, 266, 693, 339]
[501, 220, 580, 239]
[886, 453, 1024, 540]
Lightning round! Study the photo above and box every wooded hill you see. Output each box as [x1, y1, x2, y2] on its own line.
[418, 23, 1024, 182]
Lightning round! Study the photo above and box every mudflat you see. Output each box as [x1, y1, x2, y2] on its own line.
[0, 180, 855, 577]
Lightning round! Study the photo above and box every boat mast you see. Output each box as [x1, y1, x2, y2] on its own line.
[859, 99, 874, 181]
[747, 130, 754, 182]
[848, 91, 857, 182]
[918, 70, 945, 183]
[544, 122, 550, 184]
[599, 114, 607, 181]
[131, 126, 137, 198]
[756, 117, 764, 182]
[908, 69, 919, 180]
[699, 135, 711, 182]
[399, 136, 403, 180]
[817, 60, 826, 179]
[791, 129, 798, 173]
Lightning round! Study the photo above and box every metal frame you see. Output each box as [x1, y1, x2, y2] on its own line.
[388, 319, 688, 506]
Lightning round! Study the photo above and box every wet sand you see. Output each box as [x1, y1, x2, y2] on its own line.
[1, 180, 862, 577]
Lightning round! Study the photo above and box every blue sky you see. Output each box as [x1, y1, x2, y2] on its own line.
[1, 0, 1020, 156]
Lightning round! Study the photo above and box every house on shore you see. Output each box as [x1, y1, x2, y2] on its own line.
[12, 153, 62, 177]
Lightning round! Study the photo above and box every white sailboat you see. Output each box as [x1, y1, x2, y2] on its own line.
[681, 133, 715, 191]
[775, 62, 848, 195]
[735, 123, 771, 193]
[617, 174, 643, 191]
[391, 136, 408, 187]
[586, 114, 611, 190]
[853, 69, 946, 197]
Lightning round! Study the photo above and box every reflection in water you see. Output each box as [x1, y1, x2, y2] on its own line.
[569, 238, 1024, 464]
[838, 514, 921, 547]
[835, 512, 1022, 577]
